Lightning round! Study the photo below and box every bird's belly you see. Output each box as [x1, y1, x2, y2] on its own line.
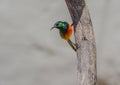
[65, 25, 72, 40]
[60, 24, 72, 41]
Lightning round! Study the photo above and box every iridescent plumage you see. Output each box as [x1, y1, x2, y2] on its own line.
[51, 21, 76, 51]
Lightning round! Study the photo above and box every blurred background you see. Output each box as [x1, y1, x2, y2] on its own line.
[0, 0, 120, 85]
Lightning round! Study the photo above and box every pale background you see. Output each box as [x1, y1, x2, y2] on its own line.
[0, 0, 120, 85]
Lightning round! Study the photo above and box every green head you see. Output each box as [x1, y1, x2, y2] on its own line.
[51, 21, 68, 31]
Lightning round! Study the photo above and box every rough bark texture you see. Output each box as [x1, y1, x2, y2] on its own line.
[65, 0, 97, 85]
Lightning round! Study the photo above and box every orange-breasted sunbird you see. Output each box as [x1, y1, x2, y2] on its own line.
[51, 21, 76, 51]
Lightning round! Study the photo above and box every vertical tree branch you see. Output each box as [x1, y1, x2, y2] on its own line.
[65, 0, 97, 85]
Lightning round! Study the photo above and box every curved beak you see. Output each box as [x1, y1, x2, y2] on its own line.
[50, 27, 55, 30]
[50, 25, 57, 30]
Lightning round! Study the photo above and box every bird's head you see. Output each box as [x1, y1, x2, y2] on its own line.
[51, 21, 68, 30]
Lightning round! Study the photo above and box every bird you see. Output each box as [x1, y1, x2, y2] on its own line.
[51, 21, 76, 51]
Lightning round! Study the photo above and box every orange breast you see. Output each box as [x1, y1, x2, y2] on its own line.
[65, 24, 72, 41]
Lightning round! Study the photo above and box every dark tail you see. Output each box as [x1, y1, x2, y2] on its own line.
[67, 39, 76, 52]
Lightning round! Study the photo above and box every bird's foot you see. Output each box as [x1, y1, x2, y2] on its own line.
[72, 43, 78, 51]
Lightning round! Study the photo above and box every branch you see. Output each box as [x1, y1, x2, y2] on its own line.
[65, 0, 97, 85]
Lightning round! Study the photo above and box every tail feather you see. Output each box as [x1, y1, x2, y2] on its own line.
[67, 39, 76, 51]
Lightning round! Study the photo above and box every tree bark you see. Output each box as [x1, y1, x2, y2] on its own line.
[65, 0, 97, 85]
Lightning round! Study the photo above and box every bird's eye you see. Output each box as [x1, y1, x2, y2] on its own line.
[55, 23, 59, 26]
[54, 21, 65, 28]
